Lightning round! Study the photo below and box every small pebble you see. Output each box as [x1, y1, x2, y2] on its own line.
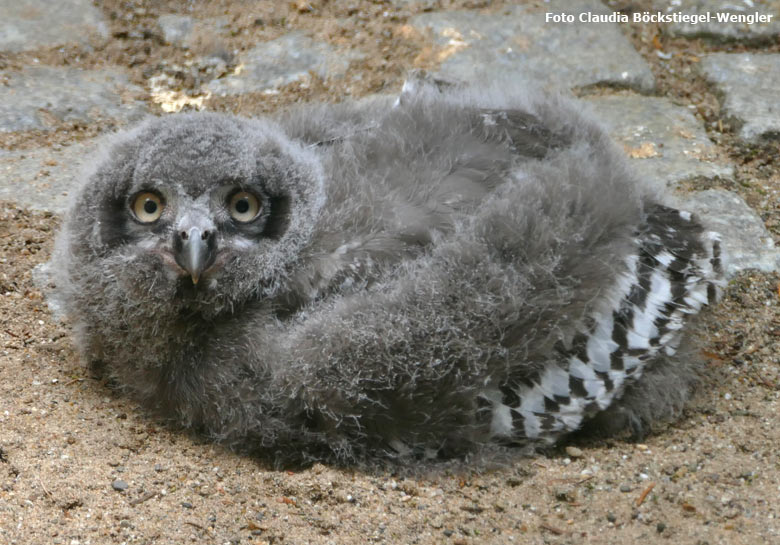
[554, 487, 575, 502]
[565, 446, 583, 458]
[606, 512, 617, 523]
[112, 480, 129, 492]
[181, 502, 193, 509]
[656, 522, 666, 533]
[619, 484, 632, 493]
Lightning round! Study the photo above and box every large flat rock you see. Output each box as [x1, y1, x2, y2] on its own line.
[410, 1, 654, 93]
[680, 190, 779, 276]
[208, 32, 364, 96]
[0, 140, 98, 213]
[0, 0, 108, 53]
[587, 94, 733, 187]
[661, 0, 780, 43]
[0, 66, 148, 133]
[701, 53, 780, 144]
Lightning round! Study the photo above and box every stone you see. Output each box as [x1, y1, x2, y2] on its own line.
[111, 479, 129, 492]
[680, 190, 780, 275]
[410, 1, 654, 93]
[0, 66, 147, 133]
[32, 260, 64, 319]
[554, 486, 576, 502]
[661, 0, 780, 44]
[0, 0, 108, 53]
[208, 32, 364, 95]
[587, 94, 733, 186]
[701, 53, 780, 144]
[157, 15, 195, 47]
[156, 15, 229, 50]
[0, 140, 99, 213]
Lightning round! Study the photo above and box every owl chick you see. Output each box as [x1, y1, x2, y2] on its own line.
[52, 80, 723, 465]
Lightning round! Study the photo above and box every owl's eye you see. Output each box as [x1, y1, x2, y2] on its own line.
[131, 192, 165, 223]
[228, 191, 261, 223]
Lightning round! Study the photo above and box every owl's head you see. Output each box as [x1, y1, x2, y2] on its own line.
[61, 113, 326, 317]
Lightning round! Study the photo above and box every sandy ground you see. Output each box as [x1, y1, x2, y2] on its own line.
[1, 1, 780, 544]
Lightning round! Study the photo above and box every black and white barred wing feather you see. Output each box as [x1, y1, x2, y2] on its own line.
[484, 204, 724, 445]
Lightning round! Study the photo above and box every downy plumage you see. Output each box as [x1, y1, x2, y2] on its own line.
[51, 79, 723, 466]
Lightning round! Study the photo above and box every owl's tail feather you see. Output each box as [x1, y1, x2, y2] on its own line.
[483, 204, 724, 446]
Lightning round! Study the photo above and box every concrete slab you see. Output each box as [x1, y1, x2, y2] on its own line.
[208, 32, 364, 95]
[0, 0, 108, 53]
[0, 66, 147, 133]
[587, 94, 733, 186]
[410, 1, 655, 93]
[701, 53, 780, 144]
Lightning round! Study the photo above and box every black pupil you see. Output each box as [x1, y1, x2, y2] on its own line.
[235, 198, 250, 214]
[143, 199, 157, 215]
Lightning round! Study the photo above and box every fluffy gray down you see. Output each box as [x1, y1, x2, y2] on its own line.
[51, 80, 724, 466]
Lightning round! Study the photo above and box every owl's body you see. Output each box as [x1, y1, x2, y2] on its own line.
[53, 82, 723, 465]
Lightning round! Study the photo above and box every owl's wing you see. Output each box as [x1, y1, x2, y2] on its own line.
[476, 108, 569, 159]
[281, 104, 574, 310]
[396, 69, 568, 159]
[484, 204, 724, 445]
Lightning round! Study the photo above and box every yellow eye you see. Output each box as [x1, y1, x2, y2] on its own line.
[132, 192, 164, 223]
[229, 191, 261, 223]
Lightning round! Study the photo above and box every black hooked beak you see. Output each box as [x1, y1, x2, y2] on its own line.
[173, 226, 217, 285]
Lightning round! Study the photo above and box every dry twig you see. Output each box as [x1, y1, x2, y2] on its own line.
[636, 482, 656, 507]
[540, 523, 565, 535]
[38, 477, 52, 498]
[129, 491, 157, 506]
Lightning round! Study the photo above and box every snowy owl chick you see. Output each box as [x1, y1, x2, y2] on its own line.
[52, 80, 723, 466]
